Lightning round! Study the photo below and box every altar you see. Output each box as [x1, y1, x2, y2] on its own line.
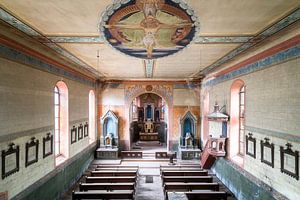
[139, 132, 159, 141]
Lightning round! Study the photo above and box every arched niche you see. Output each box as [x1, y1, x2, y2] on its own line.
[180, 111, 197, 148]
[101, 110, 119, 148]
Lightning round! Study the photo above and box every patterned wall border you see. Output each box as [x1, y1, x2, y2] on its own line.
[46, 35, 252, 44]
[201, 8, 300, 75]
[246, 126, 300, 144]
[0, 44, 95, 87]
[203, 43, 300, 87]
[0, 8, 103, 77]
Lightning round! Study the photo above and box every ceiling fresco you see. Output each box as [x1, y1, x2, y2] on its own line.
[100, 0, 200, 59]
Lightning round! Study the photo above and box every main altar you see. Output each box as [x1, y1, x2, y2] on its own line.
[139, 120, 159, 141]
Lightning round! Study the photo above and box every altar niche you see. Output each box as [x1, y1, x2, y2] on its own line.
[130, 93, 167, 145]
[96, 110, 119, 159]
[179, 111, 201, 160]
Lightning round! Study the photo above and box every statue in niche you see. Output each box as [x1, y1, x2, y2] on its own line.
[185, 132, 194, 148]
[179, 111, 201, 160]
[100, 110, 119, 149]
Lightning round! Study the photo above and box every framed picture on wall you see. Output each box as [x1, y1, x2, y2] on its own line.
[25, 137, 39, 167]
[1, 143, 19, 179]
[260, 138, 274, 168]
[280, 143, 299, 180]
[43, 133, 53, 158]
[78, 124, 83, 140]
[71, 126, 77, 144]
[246, 133, 256, 158]
[84, 122, 89, 137]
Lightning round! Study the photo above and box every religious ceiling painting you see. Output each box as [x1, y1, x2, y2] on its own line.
[100, 0, 200, 59]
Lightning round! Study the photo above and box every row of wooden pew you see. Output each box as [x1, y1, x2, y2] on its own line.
[160, 164, 228, 200]
[72, 165, 139, 200]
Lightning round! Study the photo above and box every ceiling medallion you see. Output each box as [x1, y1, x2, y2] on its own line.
[100, 0, 200, 59]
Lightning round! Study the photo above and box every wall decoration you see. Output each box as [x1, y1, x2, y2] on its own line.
[43, 133, 53, 158]
[78, 124, 83, 140]
[25, 137, 39, 167]
[280, 143, 299, 180]
[246, 133, 256, 158]
[71, 126, 77, 144]
[100, 0, 200, 59]
[84, 122, 89, 137]
[1, 143, 19, 179]
[260, 138, 274, 168]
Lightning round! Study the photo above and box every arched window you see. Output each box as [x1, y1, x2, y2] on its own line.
[229, 79, 245, 163]
[54, 81, 69, 165]
[89, 90, 96, 144]
[239, 86, 245, 156]
[54, 86, 60, 156]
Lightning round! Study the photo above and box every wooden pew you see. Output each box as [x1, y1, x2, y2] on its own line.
[160, 168, 205, 172]
[160, 164, 201, 168]
[162, 176, 213, 185]
[185, 191, 227, 200]
[95, 168, 138, 171]
[79, 182, 135, 191]
[97, 165, 139, 168]
[164, 182, 219, 192]
[90, 170, 138, 177]
[162, 170, 208, 176]
[72, 190, 134, 200]
[85, 176, 136, 183]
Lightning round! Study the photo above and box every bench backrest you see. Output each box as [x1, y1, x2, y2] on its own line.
[79, 183, 135, 191]
[164, 182, 219, 191]
[91, 170, 137, 177]
[95, 168, 138, 171]
[72, 190, 134, 200]
[97, 165, 139, 168]
[85, 176, 136, 183]
[162, 171, 208, 176]
[162, 176, 213, 183]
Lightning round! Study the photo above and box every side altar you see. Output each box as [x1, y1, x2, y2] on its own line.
[96, 110, 119, 159]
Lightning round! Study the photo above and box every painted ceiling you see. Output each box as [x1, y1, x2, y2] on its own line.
[0, 0, 299, 80]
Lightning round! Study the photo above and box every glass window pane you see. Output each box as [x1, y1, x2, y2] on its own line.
[55, 106, 59, 116]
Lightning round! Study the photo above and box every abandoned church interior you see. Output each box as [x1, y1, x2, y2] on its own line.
[0, 0, 299, 200]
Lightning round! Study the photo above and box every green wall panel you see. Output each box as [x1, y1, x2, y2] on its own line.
[212, 158, 275, 200]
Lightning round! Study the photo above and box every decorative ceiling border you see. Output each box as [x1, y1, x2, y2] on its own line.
[46, 35, 252, 44]
[144, 59, 155, 78]
[200, 8, 300, 75]
[203, 37, 300, 87]
[0, 7, 104, 78]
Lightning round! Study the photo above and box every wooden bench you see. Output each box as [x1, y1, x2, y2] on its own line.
[96, 165, 139, 168]
[160, 168, 205, 172]
[72, 190, 134, 200]
[162, 170, 208, 176]
[162, 176, 213, 184]
[85, 176, 136, 183]
[185, 191, 227, 200]
[95, 168, 138, 171]
[79, 182, 135, 191]
[90, 170, 138, 177]
[121, 151, 142, 158]
[164, 182, 219, 192]
[160, 164, 201, 168]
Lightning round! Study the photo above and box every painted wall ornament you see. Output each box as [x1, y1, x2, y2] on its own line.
[100, 0, 200, 59]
